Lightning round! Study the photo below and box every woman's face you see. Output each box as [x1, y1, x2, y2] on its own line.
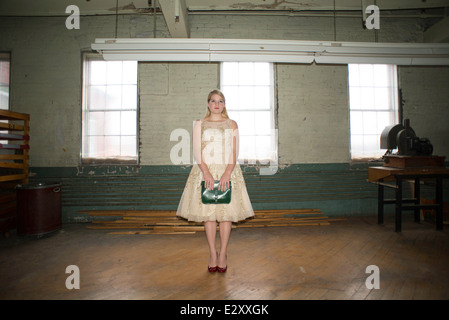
[207, 94, 225, 115]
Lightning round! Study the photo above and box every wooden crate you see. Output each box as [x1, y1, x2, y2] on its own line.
[0, 110, 30, 236]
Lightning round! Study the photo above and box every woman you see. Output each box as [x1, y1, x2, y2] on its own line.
[176, 89, 254, 273]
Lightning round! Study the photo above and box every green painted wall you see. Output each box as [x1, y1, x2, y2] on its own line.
[30, 163, 447, 223]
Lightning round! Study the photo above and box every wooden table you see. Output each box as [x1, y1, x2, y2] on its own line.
[368, 166, 449, 232]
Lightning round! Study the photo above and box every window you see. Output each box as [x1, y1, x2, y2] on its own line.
[82, 54, 138, 163]
[0, 53, 10, 110]
[348, 64, 398, 159]
[221, 62, 277, 164]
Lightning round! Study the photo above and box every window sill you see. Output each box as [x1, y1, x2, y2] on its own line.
[350, 157, 384, 170]
[81, 157, 138, 165]
[351, 157, 383, 163]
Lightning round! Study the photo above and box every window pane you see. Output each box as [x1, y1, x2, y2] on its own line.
[350, 111, 363, 135]
[255, 135, 272, 158]
[87, 111, 104, 136]
[0, 89, 8, 110]
[105, 136, 121, 156]
[348, 64, 360, 87]
[373, 87, 391, 109]
[239, 86, 255, 110]
[106, 85, 122, 109]
[254, 111, 271, 135]
[351, 135, 364, 157]
[87, 136, 104, 158]
[82, 56, 138, 161]
[106, 61, 123, 85]
[237, 111, 255, 136]
[121, 136, 137, 157]
[362, 111, 378, 135]
[373, 65, 389, 86]
[123, 61, 138, 84]
[358, 65, 374, 86]
[222, 62, 239, 85]
[238, 63, 255, 85]
[0, 55, 10, 110]
[121, 111, 137, 135]
[89, 61, 107, 85]
[221, 62, 276, 163]
[254, 63, 271, 85]
[349, 64, 398, 159]
[363, 135, 379, 155]
[359, 87, 375, 109]
[227, 110, 240, 124]
[240, 136, 255, 159]
[222, 86, 239, 109]
[254, 86, 271, 110]
[349, 87, 362, 110]
[104, 111, 121, 135]
[376, 111, 392, 134]
[122, 85, 137, 109]
[88, 86, 106, 110]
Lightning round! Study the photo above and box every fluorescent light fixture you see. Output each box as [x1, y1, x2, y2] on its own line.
[91, 38, 449, 65]
[314, 41, 449, 65]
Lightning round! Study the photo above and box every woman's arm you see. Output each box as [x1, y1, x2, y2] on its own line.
[218, 120, 239, 191]
[193, 119, 214, 189]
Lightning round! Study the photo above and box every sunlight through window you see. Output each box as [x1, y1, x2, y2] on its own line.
[221, 62, 277, 164]
[348, 64, 398, 160]
[82, 54, 138, 163]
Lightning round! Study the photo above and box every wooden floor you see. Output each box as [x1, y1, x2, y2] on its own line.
[1, 215, 449, 301]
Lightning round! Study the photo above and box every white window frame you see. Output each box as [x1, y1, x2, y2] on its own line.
[81, 53, 139, 164]
[0, 52, 10, 111]
[220, 62, 277, 166]
[348, 64, 399, 160]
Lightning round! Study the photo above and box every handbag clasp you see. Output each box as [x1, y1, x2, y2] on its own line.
[214, 190, 218, 202]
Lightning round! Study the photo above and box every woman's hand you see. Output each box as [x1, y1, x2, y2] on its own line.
[219, 172, 231, 191]
[203, 171, 215, 190]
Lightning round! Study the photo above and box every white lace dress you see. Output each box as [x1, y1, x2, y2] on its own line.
[176, 118, 254, 222]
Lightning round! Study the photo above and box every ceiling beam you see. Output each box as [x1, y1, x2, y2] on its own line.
[158, 0, 190, 38]
[424, 16, 449, 43]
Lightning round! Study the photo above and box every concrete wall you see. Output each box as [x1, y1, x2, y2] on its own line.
[1, 13, 447, 168]
[1, 12, 448, 220]
[139, 62, 219, 165]
[399, 66, 449, 158]
[277, 63, 350, 164]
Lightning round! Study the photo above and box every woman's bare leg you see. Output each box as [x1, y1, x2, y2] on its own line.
[218, 221, 232, 268]
[205, 221, 218, 267]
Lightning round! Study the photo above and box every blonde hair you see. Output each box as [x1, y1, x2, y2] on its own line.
[205, 89, 229, 119]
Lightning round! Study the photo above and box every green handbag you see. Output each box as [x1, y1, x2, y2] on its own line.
[201, 180, 232, 204]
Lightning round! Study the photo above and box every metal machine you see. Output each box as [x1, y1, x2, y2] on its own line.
[380, 119, 433, 157]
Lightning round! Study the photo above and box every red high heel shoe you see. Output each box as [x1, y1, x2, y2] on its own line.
[217, 252, 227, 273]
[208, 252, 218, 272]
[208, 265, 218, 273]
[217, 266, 227, 273]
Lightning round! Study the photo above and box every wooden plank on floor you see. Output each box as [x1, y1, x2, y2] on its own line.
[107, 230, 197, 235]
[84, 209, 323, 216]
[84, 208, 344, 234]
[84, 210, 177, 217]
